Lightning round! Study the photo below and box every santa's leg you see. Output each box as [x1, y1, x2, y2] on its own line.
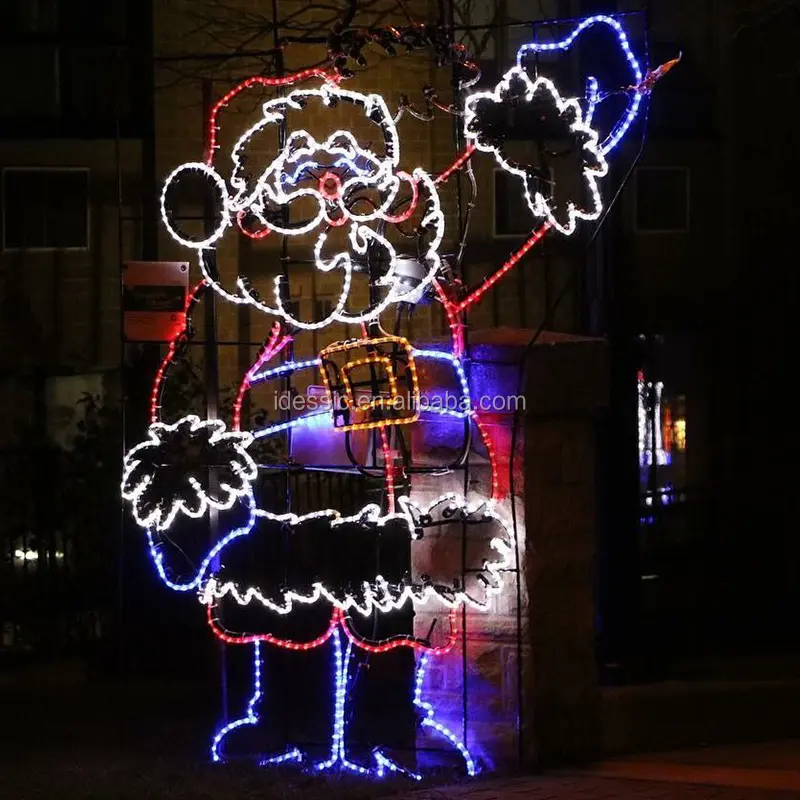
[312, 630, 422, 778]
[413, 653, 477, 776]
[314, 629, 362, 772]
[210, 642, 304, 766]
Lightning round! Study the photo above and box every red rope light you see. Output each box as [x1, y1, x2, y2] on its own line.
[435, 144, 476, 185]
[433, 278, 464, 358]
[204, 70, 341, 166]
[473, 413, 501, 502]
[232, 322, 291, 432]
[208, 604, 459, 654]
[446, 223, 551, 315]
[236, 210, 273, 240]
[150, 280, 206, 425]
[207, 604, 342, 649]
[341, 609, 458, 654]
[383, 171, 419, 224]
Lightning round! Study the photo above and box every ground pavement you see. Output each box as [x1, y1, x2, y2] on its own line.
[406, 741, 800, 800]
[407, 774, 796, 800]
[2, 745, 799, 799]
[2, 675, 798, 800]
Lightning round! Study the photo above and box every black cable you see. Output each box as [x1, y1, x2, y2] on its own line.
[455, 153, 477, 271]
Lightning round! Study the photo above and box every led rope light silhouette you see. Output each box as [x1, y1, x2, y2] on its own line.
[127, 12, 657, 779]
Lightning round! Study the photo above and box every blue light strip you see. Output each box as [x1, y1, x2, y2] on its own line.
[314, 629, 353, 772]
[146, 494, 256, 592]
[419, 406, 470, 419]
[413, 654, 476, 776]
[253, 410, 331, 439]
[516, 15, 644, 154]
[249, 358, 319, 386]
[314, 630, 422, 779]
[585, 75, 600, 127]
[412, 349, 472, 413]
[261, 748, 304, 767]
[373, 750, 422, 780]
[208, 633, 473, 777]
[211, 640, 263, 762]
[283, 161, 322, 185]
[282, 157, 370, 185]
[211, 640, 305, 765]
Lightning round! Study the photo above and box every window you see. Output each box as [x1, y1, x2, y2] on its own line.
[637, 370, 670, 469]
[636, 334, 691, 507]
[493, 169, 537, 238]
[0, 46, 60, 117]
[0, 1, 59, 33]
[635, 167, 690, 232]
[3, 168, 89, 250]
[60, 47, 132, 122]
[0, 2, 134, 127]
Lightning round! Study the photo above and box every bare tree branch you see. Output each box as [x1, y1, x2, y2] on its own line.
[156, 0, 483, 119]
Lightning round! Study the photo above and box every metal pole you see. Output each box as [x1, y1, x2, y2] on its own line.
[270, 0, 293, 748]
[202, 77, 226, 720]
[444, 0, 472, 755]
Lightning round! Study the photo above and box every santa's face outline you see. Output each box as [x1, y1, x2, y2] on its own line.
[161, 80, 445, 330]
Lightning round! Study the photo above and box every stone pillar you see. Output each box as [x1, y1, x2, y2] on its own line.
[410, 330, 608, 772]
[522, 333, 609, 767]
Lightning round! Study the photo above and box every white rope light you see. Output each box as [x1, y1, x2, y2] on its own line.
[121, 415, 257, 532]
[162, 80, 444, 328]
[463, 69, 608, 236]
[199, 493, 514, 615]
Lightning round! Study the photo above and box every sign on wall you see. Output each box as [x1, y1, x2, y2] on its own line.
[123, 261, 189, 342]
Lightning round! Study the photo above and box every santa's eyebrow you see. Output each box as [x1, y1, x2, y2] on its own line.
[282, 156, 373, 185]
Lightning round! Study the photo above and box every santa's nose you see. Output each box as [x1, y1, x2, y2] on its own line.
[319, 171, 343, 201]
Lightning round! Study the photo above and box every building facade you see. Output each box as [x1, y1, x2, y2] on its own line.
[1, 0, 797, 752]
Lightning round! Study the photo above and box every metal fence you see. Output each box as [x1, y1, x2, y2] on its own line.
[0, 445, 114, 658]
[0, 448, 374, 665]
